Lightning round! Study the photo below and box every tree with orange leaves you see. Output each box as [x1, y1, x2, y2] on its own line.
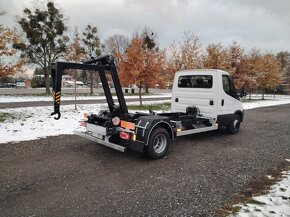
[256, 53, 281, 99]
[0, 14, 24, 78]
[202, 42, 229, 70]
[118, 36, 165, 106]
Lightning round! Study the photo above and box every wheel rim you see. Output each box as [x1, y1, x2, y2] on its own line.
[233, 119, 240, 130]
[153, 134, 167, 154]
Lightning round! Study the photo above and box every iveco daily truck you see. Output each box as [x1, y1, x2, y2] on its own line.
[51, 55, 245, 159]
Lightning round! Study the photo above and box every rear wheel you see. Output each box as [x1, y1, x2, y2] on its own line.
[227, 114, 241, 134]
[146, 128, 170, 159]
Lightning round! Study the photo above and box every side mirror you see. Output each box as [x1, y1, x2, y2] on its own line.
[239, 86, 247, 98]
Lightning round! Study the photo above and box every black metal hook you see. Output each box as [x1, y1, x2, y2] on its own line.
[51, 111, 61, 120]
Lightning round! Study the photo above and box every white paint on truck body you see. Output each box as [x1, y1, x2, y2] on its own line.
[171, 69, 243, 119]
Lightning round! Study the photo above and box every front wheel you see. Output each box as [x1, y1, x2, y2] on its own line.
[146, 128, 170, 159]
[227, 114, 241, 134]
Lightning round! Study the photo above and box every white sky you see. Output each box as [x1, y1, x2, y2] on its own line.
[1, 0, 290, 53]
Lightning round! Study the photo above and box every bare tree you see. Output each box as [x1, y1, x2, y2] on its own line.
[104, 34, 129, 62]
[169, 32, 202, 71]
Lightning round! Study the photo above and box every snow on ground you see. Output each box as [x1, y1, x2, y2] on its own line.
[0, 93, 172, 103]
[0, 100, 170, 144]
[231, 168, 290, 217]
[242, 95, 290, 110]
[0, 94, 289, 144]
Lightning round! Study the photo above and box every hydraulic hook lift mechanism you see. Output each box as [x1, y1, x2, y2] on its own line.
[50, 55, 218, 159]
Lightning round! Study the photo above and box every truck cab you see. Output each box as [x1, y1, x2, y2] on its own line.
[171, 69, 244, 133]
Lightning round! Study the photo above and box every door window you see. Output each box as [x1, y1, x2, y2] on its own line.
[222, 75, 237, 98]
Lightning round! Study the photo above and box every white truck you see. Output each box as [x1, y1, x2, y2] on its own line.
[171, 69, 244, 135]
[51, 55, 246, 159]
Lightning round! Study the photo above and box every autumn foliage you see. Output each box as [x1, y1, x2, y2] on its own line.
[0, 26, 24, 77]
[118, 37, 165, 105]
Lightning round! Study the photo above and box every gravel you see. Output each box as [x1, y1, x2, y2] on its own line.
[0, 104, 289, 217]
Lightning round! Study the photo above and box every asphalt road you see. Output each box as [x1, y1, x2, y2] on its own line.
[0, 97, 171, 109]
[0, 104, 290, 217]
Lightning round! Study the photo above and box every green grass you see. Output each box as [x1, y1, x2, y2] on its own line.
[127, 103, 171, 111]
[0, 112, 16, 122]
[246, 199, 266, 205]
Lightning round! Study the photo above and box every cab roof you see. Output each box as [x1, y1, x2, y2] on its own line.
[175, 69, 230, 76]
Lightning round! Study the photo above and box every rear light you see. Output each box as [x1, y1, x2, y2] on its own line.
[80, 121, 87, 127]
[119, 131, 130, 140]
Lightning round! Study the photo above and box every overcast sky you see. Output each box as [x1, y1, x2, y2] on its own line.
[1, 0, 290, 53]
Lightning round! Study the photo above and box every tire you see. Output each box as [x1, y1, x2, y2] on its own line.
[227, 114, 241, 134]
[146, 128, 170, 159]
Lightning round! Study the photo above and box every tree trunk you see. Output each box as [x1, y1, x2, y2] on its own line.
[74, 77, 77, 110]
[262, 89, 265, 100]
[90, 71, 94, 95]
[249, 90, 252, 100]
[139, 85, 143, 106]
[145, 84, 149, 94]
[44, 67, 50, 94]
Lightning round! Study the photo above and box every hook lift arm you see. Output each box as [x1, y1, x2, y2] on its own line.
[50, 55, 128, 120]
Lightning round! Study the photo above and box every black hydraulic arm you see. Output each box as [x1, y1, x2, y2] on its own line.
[50, 55, 128, 120]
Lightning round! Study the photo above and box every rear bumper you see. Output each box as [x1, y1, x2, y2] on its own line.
[73, 130, 127, 152]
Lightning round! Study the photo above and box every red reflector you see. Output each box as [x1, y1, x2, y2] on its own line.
[119, 131, 130, 140]
[80, 121, 87, 127]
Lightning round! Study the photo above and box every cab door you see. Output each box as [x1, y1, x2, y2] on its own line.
[219, 74, 243, 115]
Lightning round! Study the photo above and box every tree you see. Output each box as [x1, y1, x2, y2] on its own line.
[256, 53, 281, 99]
[141, 27, 159, 93]
[65, 27, 86, 109]
[202, 42, 229, 70]
[169, 32, 202, 71]
[82, 25, 102, 94]
[226, 41, 248, 88]
[104, 34, 129, 62]
[0, 12, 24, 78]
[276, 51, 290, 93]
[13, 1, 68, 94]
[243, 49, 262, 98]
[118, 37, 165, 106]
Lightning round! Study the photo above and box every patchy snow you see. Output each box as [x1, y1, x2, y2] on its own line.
[0, 100, 170, 144]
[0, 93, 171, 103]
[0, 95, 289, 144]
[0, 95, 290, 144]
[231, 169, 290, 217]
[242, 95, 290, 110]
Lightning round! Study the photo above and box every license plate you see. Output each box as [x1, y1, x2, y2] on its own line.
[87, 123, 107, 135]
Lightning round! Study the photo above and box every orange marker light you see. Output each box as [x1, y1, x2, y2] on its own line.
[120, 121, 135, 130]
